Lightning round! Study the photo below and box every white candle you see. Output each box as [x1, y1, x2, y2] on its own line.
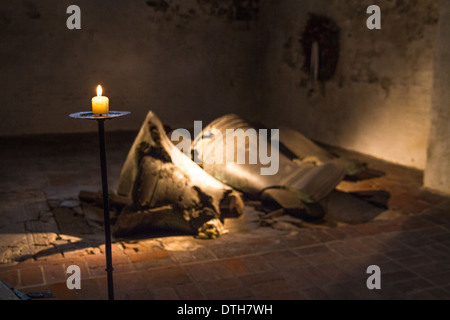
[92, 85, 109, 115]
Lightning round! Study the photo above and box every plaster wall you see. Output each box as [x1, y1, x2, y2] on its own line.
[425, 0, 450, 195]
[0, 0, 260, 135]
[258, 0, 439, 170]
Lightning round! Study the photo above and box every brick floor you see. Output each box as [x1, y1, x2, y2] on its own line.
[2, 210, 450, 301]
[0, 132, 450, 301]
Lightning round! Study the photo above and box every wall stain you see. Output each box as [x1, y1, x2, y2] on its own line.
[23, 0, 40, 19]
[392, 0, 438, 42]
[145, 0, 259, 25]
[197, 0, 259, 22]
[299, 13, 340, 83]
[146, 0, 170, 13]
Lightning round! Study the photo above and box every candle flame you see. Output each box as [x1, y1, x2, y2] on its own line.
[97, 85, 103, 97]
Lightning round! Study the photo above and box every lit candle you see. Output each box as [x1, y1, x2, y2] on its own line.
[92, 85, 109, 115]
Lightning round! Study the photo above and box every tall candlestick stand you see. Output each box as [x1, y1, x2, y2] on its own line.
[69, 111, 130, 300]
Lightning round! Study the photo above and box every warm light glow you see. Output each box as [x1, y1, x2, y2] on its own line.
[92, 84, 109, 115]
[97, 85, 103, 97]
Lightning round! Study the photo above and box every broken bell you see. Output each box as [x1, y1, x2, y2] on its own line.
[191, 114, 364, 218]
[114, 111, 365, 238]
[115, 111, 243, 238]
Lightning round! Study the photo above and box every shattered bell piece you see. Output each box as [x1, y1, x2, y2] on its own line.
[193, 114, 360, 218]
[321, 190, 386, 224]
[113, 205, 193, 237]
[196, 218, 229, 239]
[115, 111, 243, 238]
[279, 126, 366, 176]
[279, 126, 335, 165]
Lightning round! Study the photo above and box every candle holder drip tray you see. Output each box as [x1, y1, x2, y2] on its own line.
[70, 111, 130, 120]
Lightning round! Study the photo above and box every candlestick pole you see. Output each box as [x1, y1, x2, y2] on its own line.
[97, 119, 114, 300]
[69, 111, 130, 301]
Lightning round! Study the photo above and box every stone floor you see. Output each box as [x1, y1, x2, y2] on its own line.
[0, 131, 450, 300]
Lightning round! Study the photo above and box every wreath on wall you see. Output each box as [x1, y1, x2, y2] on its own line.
[300, 13, 340, 83]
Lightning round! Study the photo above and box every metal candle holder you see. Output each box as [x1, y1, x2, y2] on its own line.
[69, 111, 130, 300]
